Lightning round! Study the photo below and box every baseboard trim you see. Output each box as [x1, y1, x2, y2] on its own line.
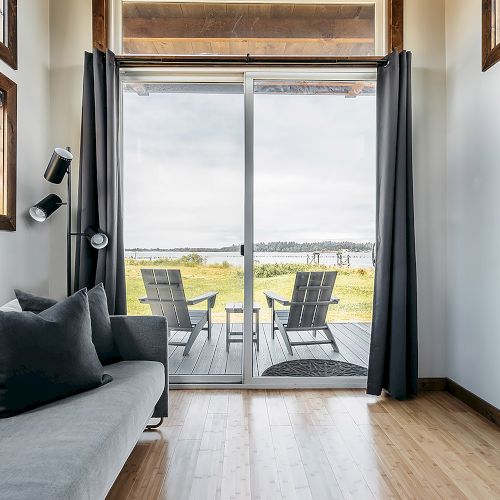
[419, 377, 499, 427]
[445, 378, 499, 427]
[418, 378, 447, 391]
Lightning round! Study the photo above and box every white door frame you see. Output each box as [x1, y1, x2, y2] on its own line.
[242, 69, 375, 388]
[120, 67, 376, 388]
[120, 70, 247, 385]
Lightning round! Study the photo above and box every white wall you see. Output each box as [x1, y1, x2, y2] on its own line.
[0, 0, 51, 304]
[445, 0, 500, 408]
[404, 0, 448, 378]
[3, 1, 498, 407]
[0, 0, 91, 304]
[48, 0, 92, 298]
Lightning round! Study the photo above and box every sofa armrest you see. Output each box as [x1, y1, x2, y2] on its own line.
[110, 315, 168, 418]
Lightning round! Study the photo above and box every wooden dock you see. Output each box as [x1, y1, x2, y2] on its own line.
[168, 322, 370, 376]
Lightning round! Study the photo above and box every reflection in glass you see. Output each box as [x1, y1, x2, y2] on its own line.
[495, 0, 500, 47]
[0, 0, 5, 45]
[0, 91, 4, 214]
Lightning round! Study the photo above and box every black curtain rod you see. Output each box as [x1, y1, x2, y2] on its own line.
[116, 54, 389, 68]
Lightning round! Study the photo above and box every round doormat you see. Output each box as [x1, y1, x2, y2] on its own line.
[261, 359, 368, 377]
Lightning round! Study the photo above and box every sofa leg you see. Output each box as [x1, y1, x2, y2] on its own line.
[145, 417, 163, 431]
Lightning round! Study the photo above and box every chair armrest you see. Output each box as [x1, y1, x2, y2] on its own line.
[110, 315, 168, 418]
[288, 298, 340, 306]
[187, 291, 218, 308]
[263, 291, 290, 308]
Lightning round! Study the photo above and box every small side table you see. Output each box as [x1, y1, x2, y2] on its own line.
[225, 302, 260, 352]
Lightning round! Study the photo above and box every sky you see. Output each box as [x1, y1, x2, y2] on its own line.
[122, 83, 376, 249]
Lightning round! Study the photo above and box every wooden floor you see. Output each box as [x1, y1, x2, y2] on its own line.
[169, 322, 370, 376]
[107, 390, 500, 500]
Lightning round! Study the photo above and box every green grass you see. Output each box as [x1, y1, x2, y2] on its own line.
[125, 257, 374, 323]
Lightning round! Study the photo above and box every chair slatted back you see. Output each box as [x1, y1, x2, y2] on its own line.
[141, 269, 192, 329]
[287, 271, 337, 328]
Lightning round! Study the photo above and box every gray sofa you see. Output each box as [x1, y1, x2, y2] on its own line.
[0, 301, 169, 500]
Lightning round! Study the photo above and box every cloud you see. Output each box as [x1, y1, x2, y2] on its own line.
[123, 87, 376, 248]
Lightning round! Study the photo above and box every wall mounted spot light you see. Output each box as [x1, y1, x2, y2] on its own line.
[29, 194, 64, 222]
[29, 148, 108, 296]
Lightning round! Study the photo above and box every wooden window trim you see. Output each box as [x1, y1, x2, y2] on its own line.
[0, 0, 17, 70]
[92, 0, 108, 53]
[93, 0, 404, 54]
[0, 71, 16, 231]
[387, 0, 404, 52]
[483, 0, 500, 71]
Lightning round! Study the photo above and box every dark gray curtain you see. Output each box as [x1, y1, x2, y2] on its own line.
[367, 51, 418, 399]
[74, 49, 126, 315]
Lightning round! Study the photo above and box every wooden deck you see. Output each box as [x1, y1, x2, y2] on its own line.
[169, 322, 370, 376]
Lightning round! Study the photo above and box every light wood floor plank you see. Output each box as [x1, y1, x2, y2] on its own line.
[289, 412, 344, 499]
[271, 424, 313, 500]
[188, 413, 227, 500]
[158, 439, 201, 499]
[108, 390, 500, 500]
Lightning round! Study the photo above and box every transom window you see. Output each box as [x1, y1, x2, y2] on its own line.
[112, 1, 387, 56]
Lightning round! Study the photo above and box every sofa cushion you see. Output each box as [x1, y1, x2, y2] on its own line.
[0, 361, 164, 500]
[0, 299, 21, 312]
[14, 289, 57, 313]
[0, 290, 112, 418]
[15, 284, 119, 365]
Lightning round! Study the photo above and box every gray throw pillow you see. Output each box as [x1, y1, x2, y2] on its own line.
[0, 290, 112, 418]
[15, 283, 119, 365]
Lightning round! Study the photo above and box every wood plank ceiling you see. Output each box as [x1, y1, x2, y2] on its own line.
[122, 2, 376, 56]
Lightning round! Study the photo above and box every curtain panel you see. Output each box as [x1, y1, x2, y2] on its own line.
[367, 51, 418, 399]
[74, 49, 126, 315]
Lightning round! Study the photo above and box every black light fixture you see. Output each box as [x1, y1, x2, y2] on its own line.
[28, 194, 63, 222]
[29, 147, 109, 296]
[44, 148, 74, 184]
[74, 226, 109, 250]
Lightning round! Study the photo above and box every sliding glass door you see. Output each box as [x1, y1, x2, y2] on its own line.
[122, 77, 245, 383]
[243, 72, 376, 386]
[121, 69, 376, 386]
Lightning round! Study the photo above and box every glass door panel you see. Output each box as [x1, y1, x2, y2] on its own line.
[251, 77, 376, 379]
[122, 81, 245, 382]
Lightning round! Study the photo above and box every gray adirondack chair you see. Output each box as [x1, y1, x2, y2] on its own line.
[264, 271, 340, 355]
[139, 269, 218, 356]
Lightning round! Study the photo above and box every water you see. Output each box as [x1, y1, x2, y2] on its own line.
[124, 250, 374, 269]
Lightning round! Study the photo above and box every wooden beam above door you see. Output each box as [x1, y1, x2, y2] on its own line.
[93, 1, 404, 55]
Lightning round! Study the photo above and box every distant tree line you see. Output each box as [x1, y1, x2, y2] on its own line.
[127, 241, 373, 253]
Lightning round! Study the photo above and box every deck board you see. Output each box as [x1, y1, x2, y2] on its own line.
[168, 323, 371, 376]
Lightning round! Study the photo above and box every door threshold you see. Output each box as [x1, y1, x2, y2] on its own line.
[171, 376, 368, 390]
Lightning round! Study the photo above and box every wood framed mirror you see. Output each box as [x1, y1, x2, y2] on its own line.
[0, 0, 17, 69]
[483, 0, 500, 71]
[0, 71, 17, 231]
